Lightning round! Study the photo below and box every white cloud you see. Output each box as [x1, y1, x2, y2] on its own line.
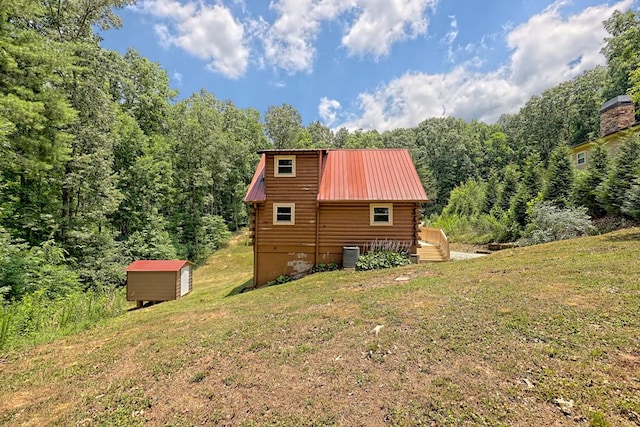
[336, 0, 632, 131]
[173, 71, 183, 86]
[441, 15, 458, 45]
[338, 67, 523, 131]
[138, 0, 249, 79]
[442, 15, 458, 62]
[506, 0, 630, 94]
[262, 0, 355, 73]
[342, 0, 437, 57]
[261, 0, 436, 73]
[319, 97, 342, 126]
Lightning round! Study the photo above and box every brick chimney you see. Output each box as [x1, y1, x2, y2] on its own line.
[600, 95, 636, 136]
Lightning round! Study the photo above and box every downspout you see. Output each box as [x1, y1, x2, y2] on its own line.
[253, 202, 259, 287]
[315, 150, 322, 266]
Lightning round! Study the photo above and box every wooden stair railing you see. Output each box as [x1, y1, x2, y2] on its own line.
[417, 227, 450, 262]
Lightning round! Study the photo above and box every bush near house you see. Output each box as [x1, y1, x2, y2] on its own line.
[356, 250, 411, 271]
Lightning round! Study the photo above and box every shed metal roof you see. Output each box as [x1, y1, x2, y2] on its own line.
[318, 149, 428, 201]
[244, 154, 266, 202]
[125, 260, 191, 272]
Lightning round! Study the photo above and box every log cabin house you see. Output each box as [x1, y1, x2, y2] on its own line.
[244, 148, 431, 288]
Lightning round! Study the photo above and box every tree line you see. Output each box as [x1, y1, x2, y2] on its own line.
[2, 3, 640, 306]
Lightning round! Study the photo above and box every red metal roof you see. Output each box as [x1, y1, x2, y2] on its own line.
[125, 260, 191, 272]
[244, 154, 266, 202]
[244, 149, 428, 203]
[318, 149, 428, 201]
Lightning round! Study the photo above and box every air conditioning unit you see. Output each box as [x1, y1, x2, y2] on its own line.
[342, 246, 360, 268]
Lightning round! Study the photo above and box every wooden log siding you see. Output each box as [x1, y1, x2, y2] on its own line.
[247, 149, 428, 287]
[317, 202, 420, 263]
[252, 152, 321, 285]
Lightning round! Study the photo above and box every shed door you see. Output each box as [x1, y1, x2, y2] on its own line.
[180, 266, 190, 296]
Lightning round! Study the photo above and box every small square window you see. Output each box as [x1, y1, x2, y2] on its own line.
[576, 151, 586, 166]
[370, 204, 393, 226]
[273, 203, 295, 224]
[275, 155, 296, 177]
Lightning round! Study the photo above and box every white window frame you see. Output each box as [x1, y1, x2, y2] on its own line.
[273, 203, 295, 225]
[576, 151, 586, 166]
[370, 203, 393, 226]
[274, 155, 296, 177]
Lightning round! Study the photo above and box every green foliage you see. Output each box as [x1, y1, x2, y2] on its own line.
[519, 202, 595, 246]
[123, 219, 178, 261]
[431, 213, 510, 244]
[197, 215, 232, 256]
[265, 275, 296, 287]
[311, 263, 340, 273]
[622, 177, 640, 219]
[498, 164, 520, 211]
[602, 10, 640, 100]
[0, 227, 81, 301]
[572, 144, 609, 218]
[442, 179, 485, 218]
[509, 184, 530, 228]
[0, 287, 126, 351]
[355, 250, 410, 271]
[264, 104, 303, 148]
[543, 144, 574, 208]
[597, 136, 640, 216]
[482, 171, 500, 214]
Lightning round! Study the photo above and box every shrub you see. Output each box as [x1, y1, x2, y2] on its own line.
[356, 250, 410, 271]
[519, 201, 595, 246]
[311, 262, 340, 273]
[265, 275, 295, 287]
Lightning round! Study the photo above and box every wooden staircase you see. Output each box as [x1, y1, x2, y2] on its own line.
[416, 227, 450, 262]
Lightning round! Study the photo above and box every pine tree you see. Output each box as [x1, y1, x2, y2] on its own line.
[622, 177, 640, 219]
[498, 164, 520, 212]
[597, 136, 640, 216]
[543, 144, 574, 208]
[572, 144, 609, 218]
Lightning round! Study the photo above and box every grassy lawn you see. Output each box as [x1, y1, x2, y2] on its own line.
[1, 229, 639, 426]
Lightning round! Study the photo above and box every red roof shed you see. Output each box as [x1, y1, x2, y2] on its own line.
[125, 260, 193, 305]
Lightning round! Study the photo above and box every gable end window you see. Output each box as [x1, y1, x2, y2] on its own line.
[370, 203, 393, 226]
[576, 151, 586, 166]
[274, 155, 296, 177]
[273, 203, 295, 225]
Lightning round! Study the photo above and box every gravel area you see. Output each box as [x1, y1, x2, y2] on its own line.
[450, 251, 487, 260]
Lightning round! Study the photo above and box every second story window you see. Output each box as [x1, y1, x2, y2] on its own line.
[275, 155, 296, 177]
[576, 151, 586, 166]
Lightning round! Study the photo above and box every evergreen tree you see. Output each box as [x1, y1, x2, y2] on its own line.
[510, 184, 530, 228]
[622, 177, 640, 219]
[543, 144, 574, 208]
[498, 164, 520, 212]
[483, 171, 500, 214]
[571, 144, 609, 218]
[598, 136, 640, 215]
[521, 152, 544, 200]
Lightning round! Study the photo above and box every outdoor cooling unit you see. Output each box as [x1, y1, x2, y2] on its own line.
[342, 246, 360, 268]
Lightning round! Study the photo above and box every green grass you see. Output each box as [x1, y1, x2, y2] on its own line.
[1, 230, 640, 426]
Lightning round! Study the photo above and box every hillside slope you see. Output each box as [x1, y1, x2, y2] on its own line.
[1, 230, 639, 426]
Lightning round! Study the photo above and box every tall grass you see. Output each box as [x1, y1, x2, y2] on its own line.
[0, 287, 127, 352]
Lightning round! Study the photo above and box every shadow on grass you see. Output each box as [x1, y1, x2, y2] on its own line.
[604, 229, 640, 242]
[127, 300, 165, 312]
[225, 279, 253, 298]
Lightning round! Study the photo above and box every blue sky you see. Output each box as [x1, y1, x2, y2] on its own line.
[99, 0, 637, 131]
